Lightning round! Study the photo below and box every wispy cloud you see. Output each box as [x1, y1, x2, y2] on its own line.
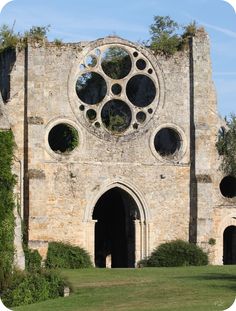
[200, 21, 236, 38]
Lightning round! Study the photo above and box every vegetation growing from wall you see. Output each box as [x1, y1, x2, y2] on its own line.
[0, 17, 197, 56]
[216, 114, 236, 177]
[0, 24, 51, 53]
[148, 16, 197, 56]
[0, 130, 16, 291]
[0, 24, 19, 53]
[45, 242, 93, 269]
[139, 240, 208, 267]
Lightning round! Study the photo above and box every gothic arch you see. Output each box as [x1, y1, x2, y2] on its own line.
[215, 214, 236, 265]
[83, 180, 150, 266]
[83, 180, 150, 223]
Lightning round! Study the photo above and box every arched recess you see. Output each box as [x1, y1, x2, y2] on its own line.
[215, 215, 236, 265]
[83, 181, 150, 267]
[223, 226, 236, 265]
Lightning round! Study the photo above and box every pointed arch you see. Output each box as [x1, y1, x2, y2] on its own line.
[83, 179, 150, 223]
[83, 179, 150, 266]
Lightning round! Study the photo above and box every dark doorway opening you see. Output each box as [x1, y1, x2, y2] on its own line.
[223, 226, 236, 264]
[92, 187, 139, 268]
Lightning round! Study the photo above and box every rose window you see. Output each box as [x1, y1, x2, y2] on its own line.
[73, 42, 160, 139]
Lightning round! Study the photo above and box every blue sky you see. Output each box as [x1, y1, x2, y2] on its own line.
[0, 0, 235, 117]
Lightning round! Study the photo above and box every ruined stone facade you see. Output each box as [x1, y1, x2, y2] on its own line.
[1, 29, 236, 268]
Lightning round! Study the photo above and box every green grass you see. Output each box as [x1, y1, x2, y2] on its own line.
[13, 266, 236, 311]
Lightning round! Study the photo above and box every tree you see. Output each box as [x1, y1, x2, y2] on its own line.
[216, 114, 236, 176]
[149, 16, 181, 56]
[148, 16, 198, 56]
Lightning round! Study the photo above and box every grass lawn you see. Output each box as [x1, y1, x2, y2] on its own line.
[13, 266, 236, 311]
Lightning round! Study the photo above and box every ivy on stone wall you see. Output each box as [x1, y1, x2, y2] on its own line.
[0, 130, 16, 291]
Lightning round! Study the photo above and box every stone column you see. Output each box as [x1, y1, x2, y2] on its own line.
[134, 220, 141, 265]
[86, 220, 97, 265]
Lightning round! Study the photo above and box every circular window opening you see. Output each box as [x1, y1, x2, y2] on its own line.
[154, 128, 181, 158]
[101, 99, 132, 133]
[101, 47, 132, 79]
[136, 111, 146, 123]
[79, 64, 86, 71]
[112, 83, 122, 95]
[48, 124, 79, 153]
[220, 176, 236, 198]
[86, 109, 97, 121]
[85, 55, 97, 67]
[76, 72, 107, 105]
[136, 59, 146, 70]
[126, 74, 156, 107]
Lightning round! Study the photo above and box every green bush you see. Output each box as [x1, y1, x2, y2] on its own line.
[24, 246, 42, 272]
[45, 242, 92, 269]
[140, 240, 208, 267]
[1, 269, 66, 308]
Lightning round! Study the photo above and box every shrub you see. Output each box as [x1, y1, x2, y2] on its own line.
[0, 24, 19, 52]
[24, 246, 42, 272]
[140, 240, 208, 267]
[1, 269, 66, 308]
[45, 242, 92, 269]
[24, 25, 50, 42]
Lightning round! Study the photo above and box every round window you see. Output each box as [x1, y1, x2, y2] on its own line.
[154, 128, 181, 158]
[220, 176, 236, 198]
[70, 39, 162, 140]
[101, 47, 132, 79]
[101, 99, 132, 133]
[76, 72, 107, 105]
[126, 75, 156, 107]
[48, 123, 79, 153]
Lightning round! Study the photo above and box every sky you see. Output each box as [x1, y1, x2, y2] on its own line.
[0, 0, 235, 117]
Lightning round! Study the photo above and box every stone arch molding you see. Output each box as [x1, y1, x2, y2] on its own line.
[218, 213, 236, 237]
[83, 179, 150, 223]
[214, 213, 236, 265]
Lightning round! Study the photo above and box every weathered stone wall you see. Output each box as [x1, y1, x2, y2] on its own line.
[1, 29, 234, 266]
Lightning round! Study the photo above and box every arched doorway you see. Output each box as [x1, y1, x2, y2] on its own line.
[92, 187, 140, 268]
[223, 226, 236, 264]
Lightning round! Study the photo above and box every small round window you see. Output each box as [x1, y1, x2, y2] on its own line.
[48, 123, 79, 153]
[154, 128, 181, 158]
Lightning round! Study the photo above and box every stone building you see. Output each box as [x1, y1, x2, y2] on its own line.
[0, 28, 236, 268]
